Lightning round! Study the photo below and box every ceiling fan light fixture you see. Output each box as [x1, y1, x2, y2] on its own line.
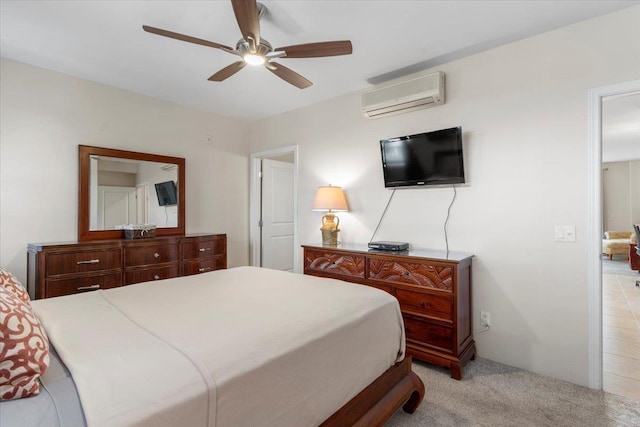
[143, 0, 352, 88]
[244, 53, 265, 66]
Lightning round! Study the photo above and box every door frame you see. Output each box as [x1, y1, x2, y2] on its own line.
[249, 145, 299, 272]
[587, 79, 640, 389]
[135, 183, 149, 224]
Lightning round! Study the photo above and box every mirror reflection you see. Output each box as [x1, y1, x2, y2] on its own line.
[89, 156, 179, 231]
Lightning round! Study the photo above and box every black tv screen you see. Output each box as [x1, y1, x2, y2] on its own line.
[380, 126, 465, 188]
[155, 181, 178, 206]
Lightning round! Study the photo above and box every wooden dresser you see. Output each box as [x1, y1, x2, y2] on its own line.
[27, 234, 226, 300]
[302, 243, 475, 380]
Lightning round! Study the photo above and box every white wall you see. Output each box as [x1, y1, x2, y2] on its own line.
[0, 58, 251, 280]
[603, 161, 640, 231]
[249, 7, 640, 386]
[136, 162, 179, 228]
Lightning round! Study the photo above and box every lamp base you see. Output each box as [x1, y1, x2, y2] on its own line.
[321, 229, 339, 246]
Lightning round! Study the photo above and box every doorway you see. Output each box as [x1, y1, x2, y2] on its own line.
[600, 92, 640, 400]
[587, 80, 640, 393]
[249, 146, 299, 272]
[97, 186, 137, 229]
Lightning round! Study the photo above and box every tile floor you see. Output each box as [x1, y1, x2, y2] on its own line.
[602, 272, 640, 401]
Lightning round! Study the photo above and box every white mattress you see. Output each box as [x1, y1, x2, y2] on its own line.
[31, 266, 405, 427]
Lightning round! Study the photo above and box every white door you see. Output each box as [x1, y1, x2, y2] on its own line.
[98, 186, 136, 229]
[261, 159, 294, 271]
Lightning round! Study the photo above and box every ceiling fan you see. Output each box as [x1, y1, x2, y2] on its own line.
[142, 0, 353, 89]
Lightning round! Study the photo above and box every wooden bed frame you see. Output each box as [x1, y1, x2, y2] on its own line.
[321, 356, 425, 427]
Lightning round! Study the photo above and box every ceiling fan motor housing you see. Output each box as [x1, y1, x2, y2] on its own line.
[236, 38, 272, 57]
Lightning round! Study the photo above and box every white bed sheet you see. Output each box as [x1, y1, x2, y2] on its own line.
[31, 266, 405, 427]
[0, 346, 86, 427]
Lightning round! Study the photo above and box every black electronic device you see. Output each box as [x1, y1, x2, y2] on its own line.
[368, 241, 409, 251]
[155, 180, 178, 206]
[380, 126, 465, 188]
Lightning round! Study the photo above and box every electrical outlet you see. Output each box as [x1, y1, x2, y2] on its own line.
[480, 311, 491, 327]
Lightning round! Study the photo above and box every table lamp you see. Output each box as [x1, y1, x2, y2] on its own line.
[313, 185, 349, 246]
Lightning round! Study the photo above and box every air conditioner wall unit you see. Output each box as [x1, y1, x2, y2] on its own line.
[361, 71, 445, 119]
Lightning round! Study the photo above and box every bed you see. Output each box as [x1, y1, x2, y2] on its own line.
[1, 266, 424, 426]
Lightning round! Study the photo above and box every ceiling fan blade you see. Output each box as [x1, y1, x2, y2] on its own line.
[208, 61, 247, 82]
[275, 41, 353, 58]
[231, 0, 261, 52]
[267, 62, 312, 89]
[143, 25, 234, 52]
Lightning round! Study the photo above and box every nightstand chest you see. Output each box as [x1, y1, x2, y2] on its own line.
[303, 243, 475, 380]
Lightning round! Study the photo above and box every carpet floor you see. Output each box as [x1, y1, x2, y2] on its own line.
[386, 358, 640, 427]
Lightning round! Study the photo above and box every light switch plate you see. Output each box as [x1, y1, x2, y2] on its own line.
[555, 225, 576, 243]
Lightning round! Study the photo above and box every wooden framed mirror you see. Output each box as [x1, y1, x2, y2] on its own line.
[78, 145, 185, 241]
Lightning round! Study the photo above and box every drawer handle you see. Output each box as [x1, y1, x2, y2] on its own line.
[199, 247, 212, 252]
[198, 267, 211, 272]
[419, 301, 425, 308]
[154, 275, 160, 280]
[154, 253, 160, 258]
[77, 284, 100, 291]
[77, 259, 100, 265]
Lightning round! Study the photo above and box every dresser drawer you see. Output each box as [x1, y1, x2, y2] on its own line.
[28, 234, 227, 300]
[182, 237, 225, 260]
[396, 288, 453, 322]
[124, 244, 180, 267]
[403, 315, 454, 353]
[124, 265, 180, 285]
[182, 258, 226, 276]
[45, 272, 122, 298]
[368, 259, 454, 292]
[304, 249, 365, 280]
[45, 249, 122, 276]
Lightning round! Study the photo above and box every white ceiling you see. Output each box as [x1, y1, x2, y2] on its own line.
[1, 0, 638, 122]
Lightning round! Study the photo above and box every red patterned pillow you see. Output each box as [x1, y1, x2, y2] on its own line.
[0, 273, 50, 400]
[0, 267, 30, 304]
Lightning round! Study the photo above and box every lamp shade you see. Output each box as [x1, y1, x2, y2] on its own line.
[313, 186, 349, 212]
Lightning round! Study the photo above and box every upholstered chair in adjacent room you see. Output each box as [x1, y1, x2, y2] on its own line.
[602, 230, 633, 260]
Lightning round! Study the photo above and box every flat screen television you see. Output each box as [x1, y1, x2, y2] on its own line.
[380, 126, 465, 188]
[155, 180, 178, 206]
